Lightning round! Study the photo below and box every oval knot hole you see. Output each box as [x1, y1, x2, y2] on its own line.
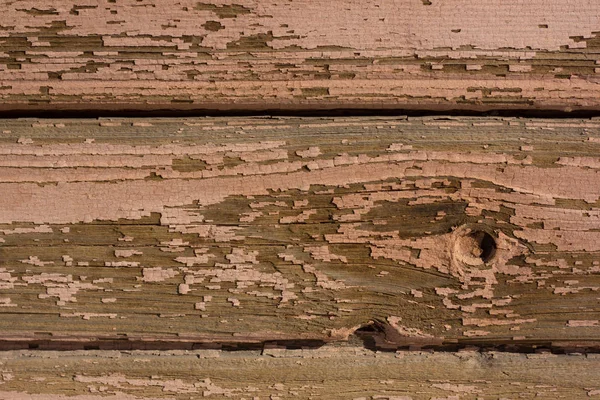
[464, 230, 497, 263]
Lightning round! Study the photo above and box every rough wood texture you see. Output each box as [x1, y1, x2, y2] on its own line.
[0, 348, 598, 399]
[2, 1, 600, 112]
[0, 116, 599, 350]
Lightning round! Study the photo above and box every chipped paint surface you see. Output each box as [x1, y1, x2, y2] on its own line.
[1, 1, 600, 111]
[0, 116, 598, 347]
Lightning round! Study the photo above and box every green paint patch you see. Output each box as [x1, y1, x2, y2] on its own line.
[226, 32, 274, 50]
[195, 2, 252, 19]
[301, 87, 330, 97]
[16, 7, 59, 16]
[202, 20, 224, 31]
[172, 156, 208, 172]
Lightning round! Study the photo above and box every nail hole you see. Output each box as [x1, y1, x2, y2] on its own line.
[353, 324, 381, 334]
[351, 321, 386, 351]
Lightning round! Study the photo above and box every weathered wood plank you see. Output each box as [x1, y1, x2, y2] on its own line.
[0, 348, 598, 399]
[0, 116, 599, 349]
[1, 1, 600, 112]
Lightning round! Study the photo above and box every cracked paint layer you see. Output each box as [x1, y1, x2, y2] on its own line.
[1, 1, 600, 112]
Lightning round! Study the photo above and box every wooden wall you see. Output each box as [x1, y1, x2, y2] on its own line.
[0, 1, 599, 399]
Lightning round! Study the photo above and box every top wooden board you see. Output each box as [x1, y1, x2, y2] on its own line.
[1, 0, 600, 112]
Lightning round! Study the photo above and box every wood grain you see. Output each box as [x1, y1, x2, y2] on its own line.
[0, 348, 598, 399]
[0, 116, 599, 349]
[1, 1, 600, 112]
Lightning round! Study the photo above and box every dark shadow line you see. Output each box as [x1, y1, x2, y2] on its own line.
[1, 337, 598, 354]
[2, 107, 600, 120]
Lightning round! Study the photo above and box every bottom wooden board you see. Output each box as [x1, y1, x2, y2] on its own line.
[0, 347, 597, 399]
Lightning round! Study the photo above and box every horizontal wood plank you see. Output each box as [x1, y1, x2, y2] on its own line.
[0, 348, 598, 399]
[0, 116, 599, 349]
[1, 1, 600, 112]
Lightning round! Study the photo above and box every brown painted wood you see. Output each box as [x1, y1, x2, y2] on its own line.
[1, 1, 600, 112]
[0, 116, 598, 350]
[0, 348, 598, 399]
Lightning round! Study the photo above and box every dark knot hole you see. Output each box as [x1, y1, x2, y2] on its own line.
[470, 230, 497, 263]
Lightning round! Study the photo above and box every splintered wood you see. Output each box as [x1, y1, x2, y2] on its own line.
[0, 349, 599, 399]
[0, 116, 598, 350]
[1, 1, 600, 112]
